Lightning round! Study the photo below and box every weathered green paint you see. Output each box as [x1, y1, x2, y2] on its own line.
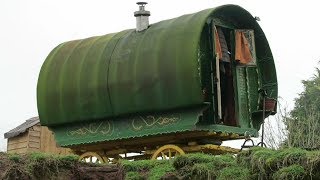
[236, 67, 250, 128]
[53, 107, 258, 147]
[246, 67, 260, 123]
[52, 108, 203, 146]
[37, 5, 277, 146]
[234, 66, 261, 128]
[38, 12, 211, 126]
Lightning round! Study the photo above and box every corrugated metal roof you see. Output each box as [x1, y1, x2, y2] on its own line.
[4, 117, 39, 139]
[37, 4, 277, 147]
[37, 4, 277, 127]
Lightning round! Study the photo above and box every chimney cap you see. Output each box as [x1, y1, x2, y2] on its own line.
[137, 2, 147, 5]
[134, 1, 150, 17]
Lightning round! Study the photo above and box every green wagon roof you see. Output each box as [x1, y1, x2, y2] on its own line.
[37, 4, 277, 127]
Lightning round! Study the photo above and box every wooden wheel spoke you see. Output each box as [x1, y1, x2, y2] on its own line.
[151, 145, 185, 160]
[161, 152, 165, 159]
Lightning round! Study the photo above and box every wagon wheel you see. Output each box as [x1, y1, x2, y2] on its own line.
[79, 152, 105, 163]
[151, 145, 185, 160]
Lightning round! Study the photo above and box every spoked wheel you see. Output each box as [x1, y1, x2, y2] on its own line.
[151, 145, 185, 160]
[79, 152, 105, 163]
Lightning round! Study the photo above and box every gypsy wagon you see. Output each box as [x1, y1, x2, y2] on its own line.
[37, 4, 277, 162]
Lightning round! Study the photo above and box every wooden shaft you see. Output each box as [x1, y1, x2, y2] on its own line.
[216, 53, 222, 120]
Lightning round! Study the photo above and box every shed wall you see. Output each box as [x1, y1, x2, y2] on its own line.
[40, 126, 71, 155]
[7, 124, 71, 155]
[7, 133, 28, 154]
[27, 124, 41, 152]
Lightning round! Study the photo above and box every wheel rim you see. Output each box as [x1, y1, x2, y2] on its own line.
[79, 152, 105, 163]
[151, 145, 185, 160]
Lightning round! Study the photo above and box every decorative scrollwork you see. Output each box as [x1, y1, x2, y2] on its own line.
[67, 121, 113, 137]
[132, 114, 181, 131]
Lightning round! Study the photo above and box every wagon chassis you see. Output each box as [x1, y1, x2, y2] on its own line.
[75, 131, 242, 163]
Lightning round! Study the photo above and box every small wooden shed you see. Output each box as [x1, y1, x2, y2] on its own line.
[4, 117, 71, 155]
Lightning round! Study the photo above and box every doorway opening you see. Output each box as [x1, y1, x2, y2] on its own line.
[214, 26, 237, 126]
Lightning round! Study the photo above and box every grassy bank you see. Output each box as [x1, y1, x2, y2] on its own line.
[0, 152, 123, 179]
[1, 147, 319, 179]
[122, 147, 320, 180]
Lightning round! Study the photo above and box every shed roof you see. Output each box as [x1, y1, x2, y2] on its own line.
[4, 117, 40, 139]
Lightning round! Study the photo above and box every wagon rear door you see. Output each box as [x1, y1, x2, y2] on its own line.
[233, 29, 260, 128]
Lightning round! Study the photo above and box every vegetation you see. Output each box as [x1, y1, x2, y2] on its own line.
[1, 148, 320, 179]
[284, 65, 320, 149]
[0, 152, 123, 179]
[122, 148, 320, 179]
[263, 98, 288, 149]
[1, 152, 78, 179]
[263, 65, 320, 150]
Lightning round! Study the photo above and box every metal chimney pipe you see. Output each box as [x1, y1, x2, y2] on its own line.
[134, 2, 150, 32]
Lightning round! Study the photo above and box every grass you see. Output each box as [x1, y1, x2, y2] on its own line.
[1, 148, 320, 179]
[236, 147, 320, 180]
[273, 165, 306, 180]
[123, 153, 240, 180]
[191, 163, 215, 179]
[121, 159, 175, 180]
[0, 152, 80, 179]
[218, 166, 251, 180]
[125, 172, 144, 180]
[148, 162, 175, 180]
[123, 148, 320, 180]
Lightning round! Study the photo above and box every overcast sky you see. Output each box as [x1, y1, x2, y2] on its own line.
[1, 0, 319, 151]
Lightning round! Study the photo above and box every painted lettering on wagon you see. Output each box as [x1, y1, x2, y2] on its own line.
[67, 121, 113, 136]
[131, 115, 181, 131]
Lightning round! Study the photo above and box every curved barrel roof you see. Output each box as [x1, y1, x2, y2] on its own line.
[37, 5, 277, 126]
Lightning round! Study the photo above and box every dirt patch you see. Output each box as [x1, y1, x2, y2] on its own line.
[74, 166, 124, 180]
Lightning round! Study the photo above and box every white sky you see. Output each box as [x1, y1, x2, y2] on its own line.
[1, 0, 319, 151]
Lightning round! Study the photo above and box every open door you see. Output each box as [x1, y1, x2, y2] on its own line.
[213, 26, 237, 126]
[233, 29, 260, 128]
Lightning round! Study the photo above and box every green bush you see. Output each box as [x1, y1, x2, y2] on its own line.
[125, 171, 144, 180]
[173, 153, 235, 170]
[1, 148, 320, 179]
[172, 153, 237, 179]
[273, 165, 306, 180]
[8, 153, 21, 163]
[148, 162, 175, 180]
[57, 154, 79, 162]
[218, 166, 251, 180]
[191, 163, 213, 180]
[122, 159, 168, 172]
[27, 153, 60, 179]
